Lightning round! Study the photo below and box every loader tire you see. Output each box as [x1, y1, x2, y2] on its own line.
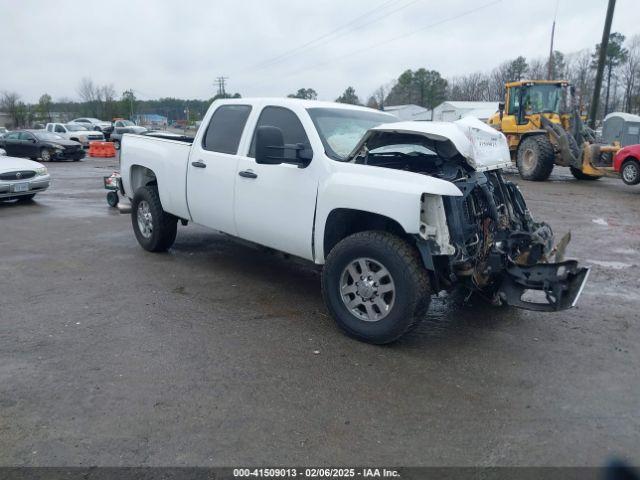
[516, 135, 555, 181]
[322, 231, 431, 345]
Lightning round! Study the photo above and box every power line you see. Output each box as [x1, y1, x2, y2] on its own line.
[279, 0, 502, 81]
[242, 0, 421, 73]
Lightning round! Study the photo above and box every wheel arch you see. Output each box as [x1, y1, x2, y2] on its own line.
[129, 164, 157, 194]
[321, 208, 409, 262]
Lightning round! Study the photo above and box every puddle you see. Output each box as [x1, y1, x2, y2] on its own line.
[586, 259, 633, 270]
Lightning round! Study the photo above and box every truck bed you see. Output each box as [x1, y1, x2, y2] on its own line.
[120, 133, 193, 219]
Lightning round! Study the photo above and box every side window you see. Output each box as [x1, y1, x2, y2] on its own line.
[202, 105, 252, 154]
[19, 132, 34, 141]
[6, 132, 20, 140]
[508, 87, 520, 115]
[249, 106, 311, 159]
[55, 125, 65, 133]
[46, 125, 53, 132]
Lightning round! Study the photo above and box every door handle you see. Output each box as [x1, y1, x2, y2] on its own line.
[191, 160, 206, 168]
[238, 170, 258, 179]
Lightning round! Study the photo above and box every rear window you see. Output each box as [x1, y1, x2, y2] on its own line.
[203, 105, 252, 154]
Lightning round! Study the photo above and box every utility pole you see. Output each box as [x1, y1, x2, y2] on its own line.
[547, 0, 559, 80]
[215, 76, 229, 97]
[589, 0, 616, 129]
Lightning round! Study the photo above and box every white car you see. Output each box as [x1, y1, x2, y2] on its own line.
[46, 123, 105, 148]
[69, 117, 114, 137]
[119, 98, 589, 344]
[0, 156, 51, 201]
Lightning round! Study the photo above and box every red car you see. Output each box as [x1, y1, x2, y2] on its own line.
[614, 144, 640, 185]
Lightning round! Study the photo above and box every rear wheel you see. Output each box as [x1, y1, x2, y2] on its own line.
[131, 186, 177, 252]
[621, 158, 640, 185]
[321, 231, 431, 344]
[516, 135, 555, 181]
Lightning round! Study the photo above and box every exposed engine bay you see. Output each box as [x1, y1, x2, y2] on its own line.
[351, 129, 589, 312]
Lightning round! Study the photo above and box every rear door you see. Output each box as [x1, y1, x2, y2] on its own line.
[2, 132, 22, 156]
[186, 104, 252, 235]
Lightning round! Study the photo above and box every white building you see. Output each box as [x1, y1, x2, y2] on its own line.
[431, 101, 499, 122]
[383, 104, 432, 121]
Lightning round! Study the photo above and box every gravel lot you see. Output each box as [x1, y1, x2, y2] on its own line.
[0, 157, 638, 467]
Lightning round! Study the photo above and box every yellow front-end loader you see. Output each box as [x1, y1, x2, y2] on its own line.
[488, 80, 619, 181]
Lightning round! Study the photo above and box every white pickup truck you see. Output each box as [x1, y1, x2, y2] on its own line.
[118, 98, 589, 344]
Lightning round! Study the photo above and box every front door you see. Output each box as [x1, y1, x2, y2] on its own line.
[20, 132, 38, 158]
[234, 106, 318, 260]
[186, 104, 253, 235]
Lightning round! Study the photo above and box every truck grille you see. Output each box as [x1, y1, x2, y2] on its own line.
[0, 170, 36, 181]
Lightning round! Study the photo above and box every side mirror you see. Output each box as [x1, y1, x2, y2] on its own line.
[255, 126, 312, 167]
[255, 126, 285, 165]
[498, 101, 505, 120]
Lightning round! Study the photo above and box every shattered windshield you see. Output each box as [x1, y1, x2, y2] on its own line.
[307, 107, 398, 160]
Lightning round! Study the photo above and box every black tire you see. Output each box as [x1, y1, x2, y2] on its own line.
[106, 191, 119, 207]
[17, 194, 36, 202]
[131, 186, 177, 252]
[40, 148, 52, 162]
[516, 135, 555, 181]
[570, 166, 601, 181]
[621, 158, 640, 186]
[321, 231, 431, 344]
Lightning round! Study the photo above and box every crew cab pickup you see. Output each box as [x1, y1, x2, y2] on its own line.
[46, 123, 105, 148]
[118, 98, 589, 344]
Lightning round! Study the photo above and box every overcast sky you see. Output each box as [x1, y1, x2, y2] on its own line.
[1, 0, 638, 104]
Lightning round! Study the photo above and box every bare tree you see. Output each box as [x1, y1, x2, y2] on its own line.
[566, 49, 594, 113]
[448, 72, 492, 101]
[527, 59, 547, 79]
[0, 91, 23, 127]
[621, 35, 640, 113]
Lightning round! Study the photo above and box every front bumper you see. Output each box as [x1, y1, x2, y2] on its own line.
[0, 175, 51, 199]
[498, 260, 590, 312]
[54, 149, 85, 160]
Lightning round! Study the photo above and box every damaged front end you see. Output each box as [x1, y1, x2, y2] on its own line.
[431, 169, 589, 312]
[350, 118, 589, 312]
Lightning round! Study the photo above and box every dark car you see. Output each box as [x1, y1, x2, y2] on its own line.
[0, 130, 85, 162]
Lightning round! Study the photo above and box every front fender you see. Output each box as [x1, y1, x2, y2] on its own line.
[314, 164, 461, 262]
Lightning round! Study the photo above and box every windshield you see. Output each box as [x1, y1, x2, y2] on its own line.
[522, 84, 564, 114]
[307, 107, 398, 160]
[35, 132, 65, 141]
[66, 124, 88, 131]
[119, 120, 135, 127]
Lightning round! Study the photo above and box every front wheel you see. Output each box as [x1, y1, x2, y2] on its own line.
[570, 166, 601, 181]
[40, 148, 52, 162]
[516, 135, 555, 181]
[621, 159, 640, 185]
[131, 186, 177, 252]
[321, 231, 431, 344]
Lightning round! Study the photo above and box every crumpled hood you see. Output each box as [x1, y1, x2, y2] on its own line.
[350, 117, 511, 172]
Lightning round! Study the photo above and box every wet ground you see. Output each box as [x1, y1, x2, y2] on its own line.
[0, 157, 638, 467]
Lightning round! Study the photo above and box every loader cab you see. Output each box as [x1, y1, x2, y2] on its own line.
[490, 80, 570, 150]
